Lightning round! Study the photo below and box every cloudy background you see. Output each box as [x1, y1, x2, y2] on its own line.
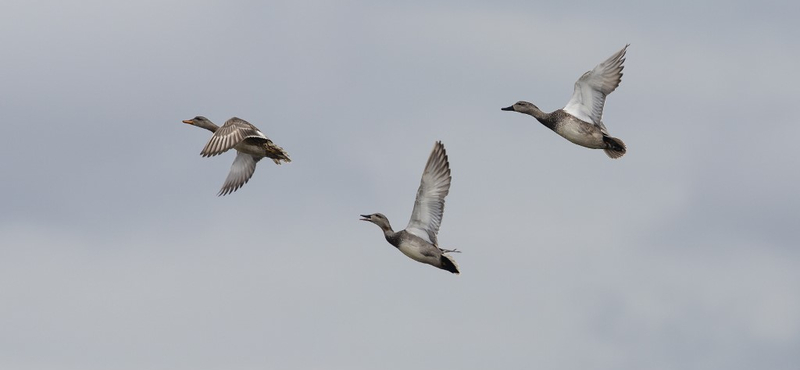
[2, 1, 798, 369]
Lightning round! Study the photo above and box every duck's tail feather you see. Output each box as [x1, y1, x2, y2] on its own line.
[440, 253, 460, 274]
[603, 136, 626, 159]
[264, 140, 291, 164]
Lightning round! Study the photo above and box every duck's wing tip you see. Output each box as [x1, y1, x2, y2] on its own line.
[216, 152, 259, 196]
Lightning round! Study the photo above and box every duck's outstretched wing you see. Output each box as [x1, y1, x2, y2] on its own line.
[201, 117, 266, 157]
[405, 141, 451, 246]
[562, 44, 628, 127]
[218, 151, 261, 196]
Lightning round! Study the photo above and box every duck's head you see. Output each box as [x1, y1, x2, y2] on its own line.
[360, 213, 392, 231]
[182, 116, 217, 131]
[501, 101, 539, 114]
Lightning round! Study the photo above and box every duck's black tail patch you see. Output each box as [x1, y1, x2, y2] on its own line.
[603, 136, 626, 159]
[440, 254, 460, 274]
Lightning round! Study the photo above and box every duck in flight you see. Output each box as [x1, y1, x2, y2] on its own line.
[360, 141, 460, 274]
[502, 45, 629, 158]
[183, 116, 291, 196]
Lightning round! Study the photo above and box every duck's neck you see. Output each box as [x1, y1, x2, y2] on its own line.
[526, 107, 556, 131]
[197, 122, 220, 133]
[380, 225, 395, 238]
[376, 222, 396, 241]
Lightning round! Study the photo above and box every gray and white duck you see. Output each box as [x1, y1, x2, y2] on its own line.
[360, 141, 460, 274]
[183, 116, 291, 196]
[502, 44, 629, 158]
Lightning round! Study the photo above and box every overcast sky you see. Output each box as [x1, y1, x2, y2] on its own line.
[1, 1, 799, 369]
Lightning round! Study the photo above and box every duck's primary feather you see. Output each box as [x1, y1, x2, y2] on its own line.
[562, 44, 628, 127]
[218, 151, 261, 196]
[406, 142, 451, 246]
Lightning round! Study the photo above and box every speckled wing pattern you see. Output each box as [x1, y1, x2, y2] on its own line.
[201, 117, 266, 157]
[405, 141, 451, 246]
[562, 45, 628, 128]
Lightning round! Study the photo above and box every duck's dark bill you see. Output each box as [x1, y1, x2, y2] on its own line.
[501, 106, 515, 111]
[359, 214, 371, 221]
